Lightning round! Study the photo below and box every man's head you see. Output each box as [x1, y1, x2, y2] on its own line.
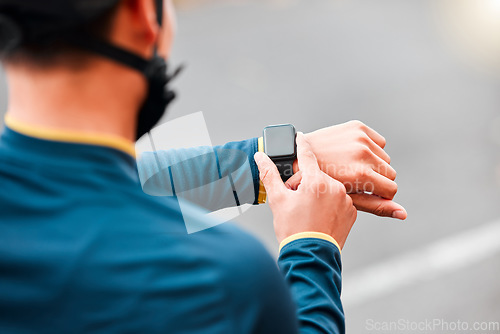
[0, 0, 178, 140]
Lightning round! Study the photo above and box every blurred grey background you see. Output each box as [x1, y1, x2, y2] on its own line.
[1, 0, 500, 332]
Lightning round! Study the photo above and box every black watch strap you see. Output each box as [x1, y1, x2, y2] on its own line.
[272, 158, 295, 182]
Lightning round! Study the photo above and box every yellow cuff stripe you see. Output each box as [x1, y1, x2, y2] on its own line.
[4, 114, 136, 157]
[279, 232, 341, 254]
[257, 136, 267, 204]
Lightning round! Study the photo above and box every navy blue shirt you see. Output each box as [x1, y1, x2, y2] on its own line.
[0, 124, 344, 333]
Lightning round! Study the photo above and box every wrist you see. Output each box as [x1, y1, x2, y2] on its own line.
[292, 132, 308, 173]
[292, 132, 313, 174]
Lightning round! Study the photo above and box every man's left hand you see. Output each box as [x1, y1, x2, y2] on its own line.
[289, 120, 407, 220]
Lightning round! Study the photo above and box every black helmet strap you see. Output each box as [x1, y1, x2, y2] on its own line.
[71, 0, 167, 79]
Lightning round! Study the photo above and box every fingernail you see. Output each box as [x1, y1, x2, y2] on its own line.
[392, 210, 406, 220]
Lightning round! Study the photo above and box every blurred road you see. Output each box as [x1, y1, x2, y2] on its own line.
[1, 0, 500, 332]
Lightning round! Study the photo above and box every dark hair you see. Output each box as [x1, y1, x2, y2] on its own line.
[2, 3, 120, 69]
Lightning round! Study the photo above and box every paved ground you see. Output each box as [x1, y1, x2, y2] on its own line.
[1, 0, 499, 332]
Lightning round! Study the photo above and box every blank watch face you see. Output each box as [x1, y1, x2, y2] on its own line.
[263, 125, 296, 158]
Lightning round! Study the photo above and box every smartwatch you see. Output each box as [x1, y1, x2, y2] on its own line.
[263, 124, 297, 182]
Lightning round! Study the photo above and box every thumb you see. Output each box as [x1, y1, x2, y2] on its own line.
[254, 152, 287, 197]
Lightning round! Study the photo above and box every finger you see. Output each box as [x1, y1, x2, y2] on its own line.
[285, 171, 303, 190]
[363, 124, 387, 149]
[296, 132, 320, 173]
[349, 193, 407, 220]
[363, 136, 391, 164]
[351, 169, 398, 200]
[368, 154, 397, 181]
[254, 152, 287, 196]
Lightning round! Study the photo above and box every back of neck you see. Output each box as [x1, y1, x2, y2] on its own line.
[4, 59, 146, 143]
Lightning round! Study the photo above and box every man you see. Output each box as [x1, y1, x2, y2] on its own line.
[0, 0, 406, 333]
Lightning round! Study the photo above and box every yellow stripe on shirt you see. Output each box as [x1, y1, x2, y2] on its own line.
[4, 114, 136, 157]
[279, 232, 341, 254]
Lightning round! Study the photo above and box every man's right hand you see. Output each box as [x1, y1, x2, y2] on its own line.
[254, 133, 357, 249]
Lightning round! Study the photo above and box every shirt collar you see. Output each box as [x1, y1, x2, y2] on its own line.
[4, 113, 136, 158]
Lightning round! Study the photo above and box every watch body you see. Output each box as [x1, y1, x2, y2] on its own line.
[263, 124, 297, 182]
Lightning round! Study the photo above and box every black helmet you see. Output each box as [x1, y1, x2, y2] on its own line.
[0, 0, 121, 52]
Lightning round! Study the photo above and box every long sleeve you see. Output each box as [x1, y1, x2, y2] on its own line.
[136, 138, 261, 211]
[278, 237, 345, 334]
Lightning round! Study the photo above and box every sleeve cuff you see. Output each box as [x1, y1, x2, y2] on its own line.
[279, 232, 341, 254]
[257, 136, 267, 204]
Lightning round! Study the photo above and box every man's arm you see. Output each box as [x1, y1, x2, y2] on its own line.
[278, 237, 344, 334]
[137, 121, 406, 218]
[254, 133, 357, 333]
[136, 138, 262, 211]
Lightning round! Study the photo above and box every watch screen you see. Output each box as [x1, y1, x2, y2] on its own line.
[264, 125, 296, 157]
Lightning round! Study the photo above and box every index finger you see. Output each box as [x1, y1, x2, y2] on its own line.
[296, 132, 320, 172]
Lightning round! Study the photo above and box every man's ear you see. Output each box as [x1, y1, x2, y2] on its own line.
[111, 0, 160, 58]
[126, 0, 159, 44]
